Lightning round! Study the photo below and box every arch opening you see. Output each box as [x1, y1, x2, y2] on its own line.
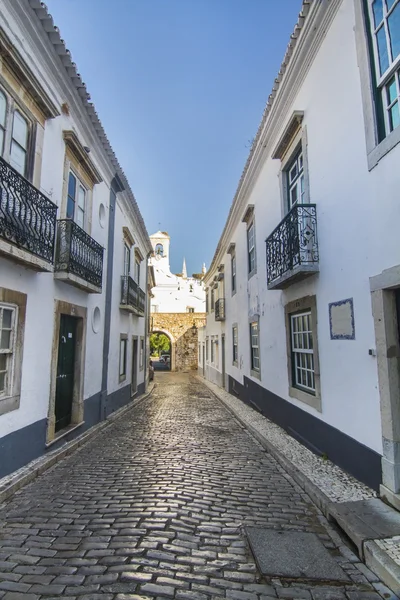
[150, 330, 174, 371]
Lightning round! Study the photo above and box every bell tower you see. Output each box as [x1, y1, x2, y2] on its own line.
[150, 231, 171, 271]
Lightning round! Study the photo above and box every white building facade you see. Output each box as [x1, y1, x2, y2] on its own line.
[149, 231, 206, 313]
[200, 0, 400, 506]
[0, 0, 152, 478]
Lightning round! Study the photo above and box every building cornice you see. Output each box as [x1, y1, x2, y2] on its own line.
[207, 0, 343, 277]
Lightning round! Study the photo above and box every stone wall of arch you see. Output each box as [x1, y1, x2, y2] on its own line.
[151, 313, 206, 372]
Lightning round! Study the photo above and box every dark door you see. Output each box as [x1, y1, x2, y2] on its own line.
[131, 337, 138, 396]
[55, 315, 77, 432]
[221, 334, 226, 388]
[202, 343, 205, 376]
[395, 289, 400, 342]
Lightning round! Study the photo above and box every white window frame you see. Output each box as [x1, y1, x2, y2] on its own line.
[210, 338, 214, 363]
[0, 304, 17, 398]
[286, 149, 305, 211]
[290, 311, 315, 394]
[231, 254, 236, 294]
[67, 170, 87, 230]
[367, 0, 400, 135]
[211, 288, 215, 311]
[123, 243, 131, 277]
[247, 221, 256, 276]
[250, 321, 260, 374]
[206, 337, 209, 361]
[119, 335, 128, 381]
[232, 325, 238, 365]
[0, 86, 31, 178]
[187, 307, 194, 313]
[135, 258, 141, 285]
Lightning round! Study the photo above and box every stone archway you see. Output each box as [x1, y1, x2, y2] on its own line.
[150, 328, 176, 372]
[151, 314, 206, 372]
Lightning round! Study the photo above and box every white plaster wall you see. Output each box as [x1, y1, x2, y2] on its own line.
[204, 0, 397, 455]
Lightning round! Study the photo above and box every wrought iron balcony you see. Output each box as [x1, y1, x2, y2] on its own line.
[55, 219, 104, 291]
[0, 155, 57, 267]
[120, 275, 146, 316]
[215, 298, 225, 321]
[266, 204, 319, 290]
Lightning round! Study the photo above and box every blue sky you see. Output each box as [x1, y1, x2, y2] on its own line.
[45, 0, 301, 275]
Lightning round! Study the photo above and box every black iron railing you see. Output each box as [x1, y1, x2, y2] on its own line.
[266, 204, 318, 286]
[215, 298, 225, 321]
[55, 219, 104, 288]
[0, 156, 57, 263]
[121, 275, 145, 315]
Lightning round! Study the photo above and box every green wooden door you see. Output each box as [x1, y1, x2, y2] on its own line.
[55, 315, 77, 432]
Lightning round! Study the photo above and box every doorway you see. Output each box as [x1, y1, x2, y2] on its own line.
[131, 336, 138, 396]
[221, 334, 226, 389]
[55, 314, 77, 433]
[202, 343, 205, 376]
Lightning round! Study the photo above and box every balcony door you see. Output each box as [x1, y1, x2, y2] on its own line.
[286, 149, 314, 267]
[55, 315, 77, 432]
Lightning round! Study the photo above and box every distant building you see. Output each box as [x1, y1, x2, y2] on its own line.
[149, 231, 206, 313]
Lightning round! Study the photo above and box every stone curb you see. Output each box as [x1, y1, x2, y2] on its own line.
[365, 541, 400, 597]
[0, 382, 155, 504]
[194, 375, 400, 596]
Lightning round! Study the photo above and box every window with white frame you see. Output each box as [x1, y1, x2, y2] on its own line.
[247, 221, 256, 275]
[119, 336, 127, 381]
[0, 304, 16, 397]
[206, 292, 209, 313]
[0, 88, 31, 177]
[290, 311, 315, 393]
[214, 337, 219, 368]
[367, 0, 400, 135]
[286, 149, 304, 210]
[123, 243, 131, 276]
[211, 338, 214, 363]
[67, 171, 86, 229]
[231, 254, 236, 294]
[250, 321, 260, 372]
[140, 338, 144, 370]
[211, 288, 215, 311]
[232, 326, 238, 364]
[187, 307, 194, 313]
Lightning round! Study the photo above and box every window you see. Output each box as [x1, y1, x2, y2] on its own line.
[214, 337, 219, 368]
[206, 293, 209, 313]
[151, 305, 159, 313]
[198, 343, 201, 362]
[211, 338, 214, 363]
[286, 149, 304, 210]
[211, 288, 215, 311]
[250, 321, 260, 373]
[290, 311, 315, 393]
[231, 254, 236, 294]
[0, 305, 16, 397]
[123, 243, 131, 276]
[0, 91, 6, 157]
[367, 0, 400, 135]
[119, 336, 127, 381]
[247, 222, 256, 275]
[187, 307, 194, 313]
[232, 326, 238, 364]
[206, 337, 209, 361]
[155, 243, 164, 256]
[67, 171, 86, 229]
[140, 338, 144, 370]
[135, 259, 141, 285]
[0, 87, 31, 178]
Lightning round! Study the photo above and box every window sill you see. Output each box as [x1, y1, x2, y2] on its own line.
[367, 126, 400, 170]
[250, 368, 260, 380]
[289, 385, 321, 412]
[248, 268, 257, 280]
[232, 290, 237, 297]
[232, 360, 238, 367]
[119, 375, 127, 384]
[0, 394, 20, 416]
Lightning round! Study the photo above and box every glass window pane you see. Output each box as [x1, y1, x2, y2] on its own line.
[10, 141, 26, 175]
[387, 0, 397, 8]
[0, 92, 6, 127]
[373, 0, 384, 27]
[389, 101, 400, 129]
[67, 197, 75, 220]
[2, 309, 12, 328]
[12, 111, 28, 149]
[0, 127, 4, 156]
[68, 173, 76, 200]
[78, 186, 85, 209]
[1, 329, 11, 350]
[0, 354, 6, 370]
[388, 2, 400, 61]
[290, 186, 298, 207]
[289, 162, 298, 183]
[377, 25, 390, 75]
[387, 76, 397, 103]
[76, 208, 84, 229]
[0, 371, 5, 392]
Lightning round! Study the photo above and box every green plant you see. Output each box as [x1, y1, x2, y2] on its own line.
[150, 333, 170, 356]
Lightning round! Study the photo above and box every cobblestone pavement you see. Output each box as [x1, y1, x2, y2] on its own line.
[0, 374, 393, 600]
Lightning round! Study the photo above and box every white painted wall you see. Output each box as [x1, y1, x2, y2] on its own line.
[202, 0, 398, 456]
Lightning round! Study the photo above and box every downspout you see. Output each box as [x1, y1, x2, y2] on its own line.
[144, 253, 150, 390]
[100, 174, 125, 421]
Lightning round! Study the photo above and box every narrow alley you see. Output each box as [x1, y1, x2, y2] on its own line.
[0, 375, 387, 600]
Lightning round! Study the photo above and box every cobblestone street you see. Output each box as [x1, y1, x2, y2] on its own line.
[0, 374, 391, 600]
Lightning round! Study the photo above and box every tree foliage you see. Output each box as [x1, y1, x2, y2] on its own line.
[150, 333, 170, 356]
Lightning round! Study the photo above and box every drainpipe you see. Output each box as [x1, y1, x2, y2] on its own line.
[100, 174, 125, 422]
[144, 254, 150, 390]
